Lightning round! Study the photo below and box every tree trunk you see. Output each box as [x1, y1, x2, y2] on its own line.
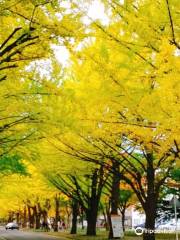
[109, 160, 120, 239]
[54, 194, 60, 232]
[23, 206, 27, 228]
[106, 203, 112, 233]
[8, 211, 14, 222]
[103, 207, 109, 231]
[35, 214, 41, 229]
[33, 206, 41, 229]
[70, 199, 78, 234]
[121, 209, 125, 232]
[86, 169, 101, 236]
[143, 205, 156, 240]
[86, 206, 98, 236]
[16, 212, 20, 224]
[143, 153, 156, 240]
[27, 205, 34, 228]
[80, 208, 84, 229]
[42, 211, 49, 231]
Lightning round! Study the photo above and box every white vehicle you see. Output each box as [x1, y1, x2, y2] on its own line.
[5, 222, 19, 230]
[157, 220, 180, 231]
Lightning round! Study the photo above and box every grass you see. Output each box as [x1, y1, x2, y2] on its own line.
[46, 229, 178, 240]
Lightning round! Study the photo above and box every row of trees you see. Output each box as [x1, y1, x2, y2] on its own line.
[40, 133, 179, 240]
[2, 162, 179, 237]
[3, 172, 135, 235]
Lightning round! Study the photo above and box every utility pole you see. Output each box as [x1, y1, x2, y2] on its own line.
[167, 181, 180, 240]
[173, 196, 178, 240]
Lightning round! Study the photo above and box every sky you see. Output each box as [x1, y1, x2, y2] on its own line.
[32, 0, 125, 74]
[53, 0, 112, 67]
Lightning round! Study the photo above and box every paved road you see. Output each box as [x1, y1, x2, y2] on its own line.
[0, 227, 65, 240]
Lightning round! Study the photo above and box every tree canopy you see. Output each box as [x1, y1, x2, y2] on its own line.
[0, 1, 179, 240]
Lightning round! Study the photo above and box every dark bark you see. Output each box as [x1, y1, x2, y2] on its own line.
[41, 198, 51, 231]
[16, 212, 20, 224]
[143, 153, 156, 240]
[143, 206, 156, 240]
[54, 194, 60, 232]
[23, 206, 27, 228]
[103, 206, 109, 231]
[42, 210, 49, 231]
[0, 26, 39, 82]
[73, 166, 105, 236]
[70, 199, 78, 234]
[109, 160, 120, 239]
[86, 169, 99, 236]
[121, 209, 125, 232]
[32, 205, 41, 229]
[106, 202, 111, 232]
[80, 208, 85, 229]
[8, 211, 14, 222]
[27, 205, 34, 228]
[48, 165, 107, 236]
[86, 205, 98, 236]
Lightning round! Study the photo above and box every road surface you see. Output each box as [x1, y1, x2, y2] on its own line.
[0, 227, 65, 240]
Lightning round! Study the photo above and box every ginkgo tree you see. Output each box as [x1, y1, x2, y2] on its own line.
[0, 0, 85, 158]
[31, 1, 180, 238]
[52, 1, 180, 240]
[0, 1, 179, 240]
[0, 159, 60, 226]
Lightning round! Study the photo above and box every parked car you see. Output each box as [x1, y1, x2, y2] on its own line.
[134, 221, 161, 230]
[134, 223, 145, 229]
[5, 222, 19, 230]
[157, 220, 180, 231]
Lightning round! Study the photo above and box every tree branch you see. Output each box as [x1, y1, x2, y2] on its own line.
[165, 0, 180, 49]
